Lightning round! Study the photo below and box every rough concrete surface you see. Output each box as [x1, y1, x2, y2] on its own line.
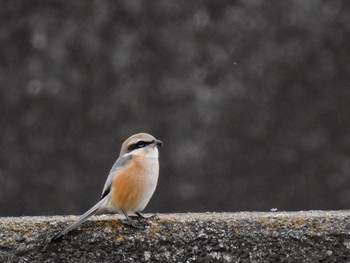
[1, 211, 350, 262]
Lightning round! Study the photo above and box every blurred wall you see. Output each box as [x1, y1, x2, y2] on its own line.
[1, 1, 350, 216]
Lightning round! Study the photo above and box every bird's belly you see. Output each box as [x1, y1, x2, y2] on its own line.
[110, 158, 159, 213]
[133, 167, 158, 212]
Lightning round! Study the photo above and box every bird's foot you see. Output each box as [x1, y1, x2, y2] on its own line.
[124, 219, 143, 229]
[135, 212, 159, 221]
[123, 212, 146, 228]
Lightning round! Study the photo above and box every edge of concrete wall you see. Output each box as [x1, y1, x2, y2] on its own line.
[1, 211, 350, 262]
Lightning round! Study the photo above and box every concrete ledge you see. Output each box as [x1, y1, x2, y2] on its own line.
[1, 211, 350, 262]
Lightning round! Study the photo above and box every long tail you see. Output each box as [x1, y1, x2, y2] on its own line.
[52, 197, 107, 241]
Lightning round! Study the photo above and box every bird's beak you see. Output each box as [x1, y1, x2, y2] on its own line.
[154, 139, 163, 147]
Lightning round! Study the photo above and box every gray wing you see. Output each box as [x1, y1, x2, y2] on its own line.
[101, 154, 132, 199]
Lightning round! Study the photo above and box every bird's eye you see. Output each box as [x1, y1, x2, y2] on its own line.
[137, 141, 146, 148]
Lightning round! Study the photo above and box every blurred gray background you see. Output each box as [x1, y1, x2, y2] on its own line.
[1, 0, 350, 216]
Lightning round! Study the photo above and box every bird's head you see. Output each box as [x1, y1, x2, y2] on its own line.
[120, 133, 163, 158]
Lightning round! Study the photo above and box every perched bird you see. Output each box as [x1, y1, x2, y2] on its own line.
[52, 133, 163, 240]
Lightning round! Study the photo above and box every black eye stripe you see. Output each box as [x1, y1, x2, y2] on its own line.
[127, 140, 154, 152]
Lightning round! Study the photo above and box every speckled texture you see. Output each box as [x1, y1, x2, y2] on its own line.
[1, 211, 350, 262]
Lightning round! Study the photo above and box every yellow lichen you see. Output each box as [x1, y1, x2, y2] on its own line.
[116, 236, 125, 242]
[258, 217, 309, 230]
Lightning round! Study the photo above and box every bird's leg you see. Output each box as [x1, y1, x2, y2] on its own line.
[129, 212, 143, 220]
[128, 212, 158, 226]
[136, 212, 145, 219]
[129, 212, 157, 226]
[136, 212, 159, 220]
[129, 212, 149, 225]
[122, 212, 142, 228]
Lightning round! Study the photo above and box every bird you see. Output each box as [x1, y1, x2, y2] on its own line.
[52, 132, 163, 240]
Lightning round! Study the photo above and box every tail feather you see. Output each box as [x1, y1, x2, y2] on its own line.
[52, 198, 107, 240]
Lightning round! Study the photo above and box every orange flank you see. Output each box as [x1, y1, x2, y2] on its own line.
[111, 156, 146, 212]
